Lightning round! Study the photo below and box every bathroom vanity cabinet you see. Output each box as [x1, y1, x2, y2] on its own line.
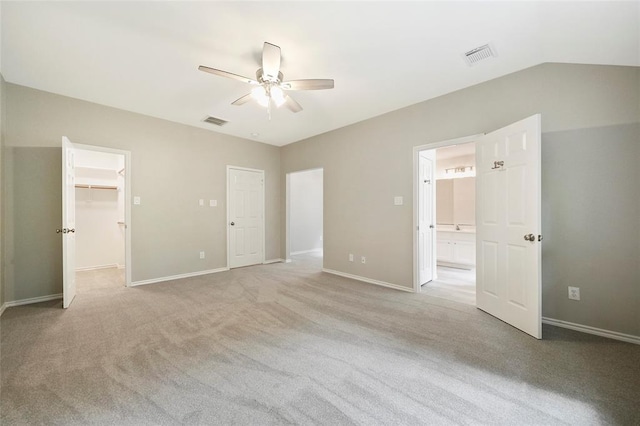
[436, 230, 476, 269]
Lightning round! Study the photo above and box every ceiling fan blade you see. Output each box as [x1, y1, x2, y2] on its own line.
[231, 93, 253, 106]
[281, 79, 334, 90]
[262, 42, 281, 81]
[284, 95, 303, 113]
[198, 66, 257, 85]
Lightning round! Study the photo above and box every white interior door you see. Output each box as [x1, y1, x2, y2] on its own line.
[228, 167, 264, 268]
[476, 114, 542, 338]
[61, 136, 77, 308]
[418, 151, 435, 285]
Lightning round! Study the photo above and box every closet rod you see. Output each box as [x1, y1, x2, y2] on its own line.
[75, 184, 118, 190]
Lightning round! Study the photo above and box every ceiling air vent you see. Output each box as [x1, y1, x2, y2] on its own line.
[203, 116, 228, 126]
[463, 43, 497, 66]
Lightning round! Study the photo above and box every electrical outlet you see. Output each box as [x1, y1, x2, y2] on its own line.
[361, 256, 366, 264]
[199, 199, 204, 207]
[568, 286, 580, 301]
[349, 253, 354, 262]
[199, 251, 205, 259]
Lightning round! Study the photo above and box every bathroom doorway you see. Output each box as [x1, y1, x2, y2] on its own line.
[415, 139, 477, 305]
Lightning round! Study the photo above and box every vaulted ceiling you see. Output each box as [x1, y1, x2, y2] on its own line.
[2, 1, 638, 146]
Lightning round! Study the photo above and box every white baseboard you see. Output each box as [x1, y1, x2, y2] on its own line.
[290, 248, 323, 256]
[285, 259, 292, 263]
[76, 264, 119, 272]
[322, 268, 413, 293]
[2, 294, 63, 312]
[263, 258, 284, 264]
[131, 267, 229, 287]
[542, 317, 640, 345]
[117, 264, 126, 270]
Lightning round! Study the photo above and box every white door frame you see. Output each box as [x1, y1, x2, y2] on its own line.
[74, 143, 133, 287]
[285, 167, 324, 263]
[412, 134, 482, 293]
[226, 166, 266, 268]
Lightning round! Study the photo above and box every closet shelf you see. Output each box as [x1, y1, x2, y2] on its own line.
[75, 184, 118, 190]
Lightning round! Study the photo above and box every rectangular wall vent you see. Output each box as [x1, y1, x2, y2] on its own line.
[463, 43, 497, 66]
[203, 116, 228, 126]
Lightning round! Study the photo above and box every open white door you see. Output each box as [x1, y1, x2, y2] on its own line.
[418, 151, 435, 285]
[476, 114, 542, 338]
[228, 167, 265, 268]
[61, 137, 77, 308]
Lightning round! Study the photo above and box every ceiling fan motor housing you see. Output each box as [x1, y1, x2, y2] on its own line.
[257, 68, 283, 84]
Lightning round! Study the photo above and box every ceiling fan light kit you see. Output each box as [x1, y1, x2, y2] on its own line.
[199, 42, 334, 119]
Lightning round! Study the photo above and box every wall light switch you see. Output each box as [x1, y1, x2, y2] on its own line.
[133, 196, 141, 205]
[394, 196, 403, 206]
[199, 199, 204, 207]
[210, 200, 217, 207]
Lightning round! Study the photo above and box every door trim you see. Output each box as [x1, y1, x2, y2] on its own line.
[412, 134, 483, 293]
[226, 166, 266, 268]
[74, 143, 132, 287]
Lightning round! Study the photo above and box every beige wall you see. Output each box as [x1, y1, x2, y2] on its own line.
[0, 74, 5, 307]
[281, 63, 640, 336]
[2, 63, 639, 337]
[3, 84, 281, 300]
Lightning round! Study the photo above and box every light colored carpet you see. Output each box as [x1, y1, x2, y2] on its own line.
[1, 254, 639, 425]
[421, 266, 476, 306]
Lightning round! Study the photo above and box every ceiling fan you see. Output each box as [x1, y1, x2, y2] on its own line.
[199, 42, 334, 117]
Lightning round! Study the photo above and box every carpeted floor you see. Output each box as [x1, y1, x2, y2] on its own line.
[1, 254, 639, 425]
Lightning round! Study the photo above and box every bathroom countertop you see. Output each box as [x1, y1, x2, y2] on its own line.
[437, 226, 476, 234]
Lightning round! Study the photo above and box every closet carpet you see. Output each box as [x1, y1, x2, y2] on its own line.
[1, 255, 639, 425]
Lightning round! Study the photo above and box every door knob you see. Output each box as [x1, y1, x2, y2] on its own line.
[429, 224, 435, 229]
[56, 229, 62, 234]
[524, 234, 535, 241]
[230, 222, 235, 226]
[68, 228, 75, 233]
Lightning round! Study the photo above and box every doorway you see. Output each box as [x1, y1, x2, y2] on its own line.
[414, 134, 480, 296]
[424, 142, 477, 305]
[413, 114, 542, 339]
[74, 148, 128, 293]
[285, 168, 324, 268]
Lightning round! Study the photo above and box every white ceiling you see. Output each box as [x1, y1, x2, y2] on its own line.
[2, 1, 638, 146]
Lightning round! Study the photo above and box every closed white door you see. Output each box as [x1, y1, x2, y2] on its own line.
[228, 167, 264, 268]
[476, 114, 542, 338]
[61, 137, 77, 308]
[418, 151, 435, 284]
